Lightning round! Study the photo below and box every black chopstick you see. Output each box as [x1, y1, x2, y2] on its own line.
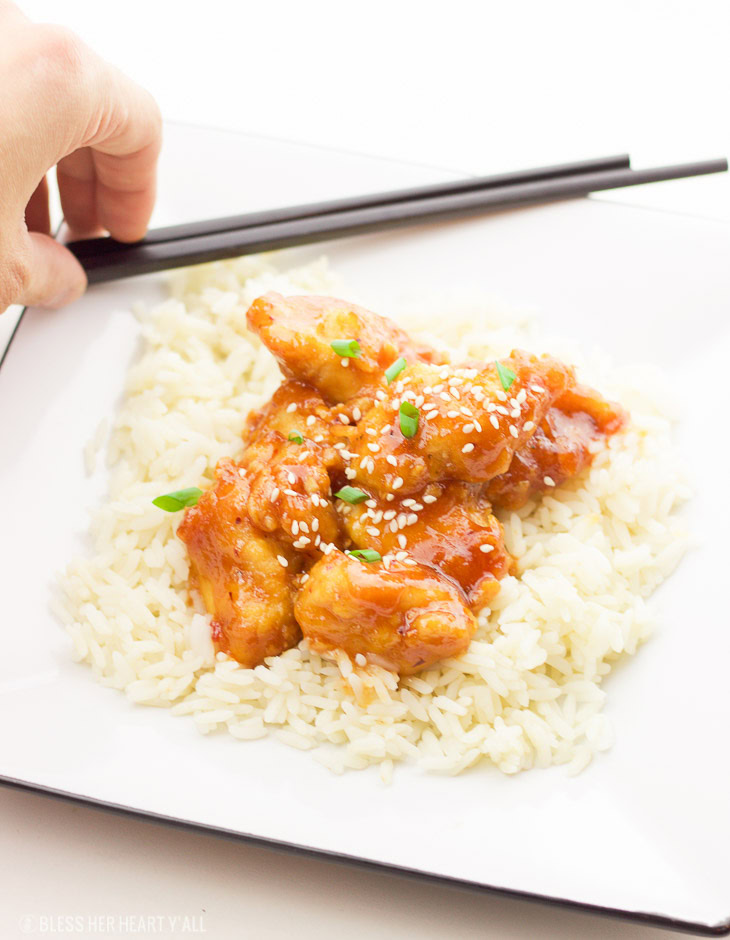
[70, 153, 632, 260]
[71, 158, 727, 284]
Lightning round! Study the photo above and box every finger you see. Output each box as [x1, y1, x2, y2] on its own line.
[17, 231, 87, 309]
[57, 65, 162, 243]
[9, 25, 162, 241]
[24, 175, 51, 235]
[56, 147, 104, 239]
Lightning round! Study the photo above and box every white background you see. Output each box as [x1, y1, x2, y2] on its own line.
[3, 1, 729, 938]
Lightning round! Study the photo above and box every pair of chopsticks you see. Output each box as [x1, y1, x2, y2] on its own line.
[68, 153, 727, 284]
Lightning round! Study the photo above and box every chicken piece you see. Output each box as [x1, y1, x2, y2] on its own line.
[239, 381, 351, 553]
[343, 482, 511, 610]
[295, 550, 477, 675]
[178, 459, 302, 667]
[485, 383, 628, 510]
[349, 351, 573, 497]
[246, 292, 444, 404]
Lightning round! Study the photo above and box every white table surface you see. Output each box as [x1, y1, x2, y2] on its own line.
[3, 2, 729, 937]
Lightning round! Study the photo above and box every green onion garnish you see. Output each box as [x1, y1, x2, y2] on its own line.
[346, 549, 382, 563]
[288, 432, 303, 444]
[495, 360, 517, 392]
[385, 356, 407, 384]
[330, 339, 362, 358]
[335, 486, 369, 504]
[399, 401, 419, 438]
[152, 487, 203, 512]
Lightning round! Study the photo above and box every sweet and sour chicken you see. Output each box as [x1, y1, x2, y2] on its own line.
[177, 293, 627, 675]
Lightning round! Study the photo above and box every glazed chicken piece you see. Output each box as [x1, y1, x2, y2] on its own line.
[239, 381, 351, 553]
[342, 482, 511, 611]
[485, 383, 628, 510]
[178, 459, 303, 666]
[348, 351, 574, 497]
[295, 550, 477, 675]
[246, 292, 444, 404]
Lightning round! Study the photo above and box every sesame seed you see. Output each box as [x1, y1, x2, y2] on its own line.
[361, 498, 374, 508]
[297, 451, 308, 462]
[496, 405, 509, 416]
[299, 521, 309, 533]
[479, 543, 494, 553]
[312, 518, 319, 532]
[496, 390, 507, 402]
[447, 410, 459, 418]
[315, 534, 321, 546]
[382, 554, 391, 570]
[367, 526, 380, 537]
[293, 537, 309, 549]
[334, 442, 345, 450]
[392, 476, 404, 490]
[376, 390, 387, 401]
[355, 653, 367, 666]
[352, 406, 362, 421]
[389, 520, 398, 533]
[372, 510, 383, 524]
[404, 558, 417, 566]
[422, 494, 437, 504]
[531, 384, 544, 394]
[426, 409, 439, 420]
[487, 402, 497, 412]
[367, 443, 380, 453]
[415, 394, 425, 407]
[300, 573, 309, 583]
[462, 443, 475, 453]
[474, 420, 482, 432]
[366, 427, 377, 436]
[386, 455, 398, 467]
[517, 389, 527, 404]
[411, 502, 423, 511]
[287, 472, 296, 485]
[277, 555, 288, 567]
[524, 420, 535, 432]
[439, 392, 451, 402]
[401, 498, 415, 507]
[462, 423, 475, 434]
[383, 509, 396, 520]
[367, 457, 375, 473]
[397, 534, 407, 549]
[270, 486, 280, 501]
[397, 513, 407, 528]
[439, 369, 449, 380]
[339, 414, 350, 424]
[291, 520, 299, 535]
[509, 425, 519, 438]
[286, 403, 297, 413]
[406, 513, 418, 525]
[238, 468, 246, 479]
[345, 468, 356, 479]
[490, 415, 500, 429]
[544, 475, 556, 486]
[284, 488, 298, 498]
[450, 388, 461, 400]
[511, 408, 521, 418]
[386, 494, 395, 502]
[341, 358, 349, 368]
[306, 415, 316, 426]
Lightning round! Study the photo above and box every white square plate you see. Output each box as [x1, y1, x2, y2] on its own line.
[1, 125, 728, 936]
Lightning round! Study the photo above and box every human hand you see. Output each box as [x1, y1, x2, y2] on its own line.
[0, 1, 162, 312]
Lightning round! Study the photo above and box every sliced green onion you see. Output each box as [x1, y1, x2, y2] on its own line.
[152, 487, 203, 512]
[335, 486, 369, 504]
[495, 360, 517, 392]
[330, 339, 362, 358]
[399, 401, 419, 438]
[288, 431, 303, 444]
[346, 549, 382, 563]
[385, 356, 407, 384]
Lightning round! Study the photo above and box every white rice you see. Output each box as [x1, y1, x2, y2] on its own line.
[55, 255, 690, 777]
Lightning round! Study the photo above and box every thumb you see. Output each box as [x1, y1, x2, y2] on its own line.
[19, 232, 88, 309]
